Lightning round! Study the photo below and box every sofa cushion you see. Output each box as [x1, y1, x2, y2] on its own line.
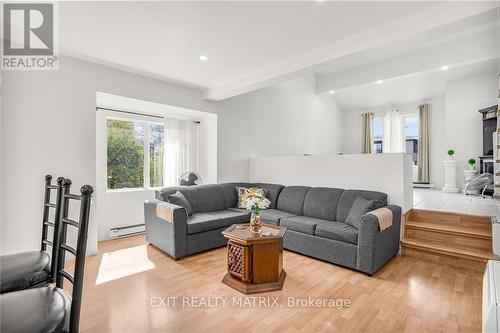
[228, 207, 249, 213]
[166, 191, 193, 216]
[205, 210, 251, 225]
[260, 209, 296, 226]
[187, 213, 222, 234]
[250, 183, 284, 209]
[220, 183, 250, 208]
[280, 216, 326, 235]
[345, 197, 376, 229]
[315, 222, 359, 244]
[156, 186, 182, 202]
[156, 186, 198, 212]
[191, 184, 227, 213]
[336, 189, 387, 222]
[276, 186, 312, 215]
[303, 187, 344, 221]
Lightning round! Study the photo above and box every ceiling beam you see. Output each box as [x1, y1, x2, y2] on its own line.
[204, 2, 499, 101]
[315, 26, 499, 94]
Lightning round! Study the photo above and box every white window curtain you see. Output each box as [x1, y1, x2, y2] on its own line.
[163, 118, 198, 187]
[383, 107, 405, 153]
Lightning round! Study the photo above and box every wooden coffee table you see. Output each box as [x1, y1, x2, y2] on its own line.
[221, 223, 286, 294]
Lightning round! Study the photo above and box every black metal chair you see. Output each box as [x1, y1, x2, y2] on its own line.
[0, 175, 65, 294]
[0, 179, 94, 333]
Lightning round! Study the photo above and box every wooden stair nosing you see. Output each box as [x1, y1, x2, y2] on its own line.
[401, 238, 498, 262]
[405, 220, 492, 239]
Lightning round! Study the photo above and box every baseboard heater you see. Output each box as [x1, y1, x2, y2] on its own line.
[109, 223, 145, 239]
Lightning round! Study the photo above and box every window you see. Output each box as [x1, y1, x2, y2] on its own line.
[404, 115, 419, 166]
[106, 118, 165, 190]
[373, 117, 384, 153]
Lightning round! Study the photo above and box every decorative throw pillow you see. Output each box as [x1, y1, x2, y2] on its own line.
[345, 196, 376, 229]
[235, 187, 267, 209]
[166, 191, 193, 216]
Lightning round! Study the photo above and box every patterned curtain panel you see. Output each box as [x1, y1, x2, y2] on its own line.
[417, 104, 430, 183]
[361, 112, 374, 154]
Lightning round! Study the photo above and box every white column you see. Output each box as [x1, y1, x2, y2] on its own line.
[442, 160, 459, 193]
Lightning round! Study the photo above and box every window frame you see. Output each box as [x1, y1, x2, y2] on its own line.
[105, 113, 165, 192]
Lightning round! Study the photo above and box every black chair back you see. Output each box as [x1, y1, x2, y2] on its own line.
[41, 175, 65, 283]
[55, 179, 93, 333]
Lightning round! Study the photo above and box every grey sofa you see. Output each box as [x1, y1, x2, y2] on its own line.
[144, 183, 401, 275]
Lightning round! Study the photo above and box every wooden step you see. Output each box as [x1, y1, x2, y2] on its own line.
[405, 220, 492, 239]
[401, 238, 497, 261]
[409, 209, 492, 229]
[405, 221, 492, 251]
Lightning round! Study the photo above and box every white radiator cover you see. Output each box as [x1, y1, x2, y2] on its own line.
[483, 260, 499, 333]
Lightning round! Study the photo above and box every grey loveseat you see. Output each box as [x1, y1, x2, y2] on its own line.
[144, 183, 401, 275]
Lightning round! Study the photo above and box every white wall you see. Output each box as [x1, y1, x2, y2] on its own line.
[445, 72, 498, 188]
[95, 93, 217, 241]
[216, 76, 343, 182]
[249, 153, 414, 213]
[341, 97, 446, 188]
[0, 55, 216, 256]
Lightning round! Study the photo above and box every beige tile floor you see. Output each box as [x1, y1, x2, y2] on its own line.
[413, 188, 500, 217]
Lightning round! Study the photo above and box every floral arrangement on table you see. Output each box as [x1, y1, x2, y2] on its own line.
[242, 191, 271, 233]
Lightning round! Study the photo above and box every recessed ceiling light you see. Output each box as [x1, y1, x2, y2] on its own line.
[329, 90, 335, 94]
[199, 54, 209, 62]
[440, 65, 449, 71]
[376, 80, 383, 84]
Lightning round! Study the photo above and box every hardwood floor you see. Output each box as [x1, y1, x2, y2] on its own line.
[73, 235, 483, 333]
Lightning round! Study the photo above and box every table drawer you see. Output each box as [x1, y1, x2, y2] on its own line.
[227, 241, 251, 282]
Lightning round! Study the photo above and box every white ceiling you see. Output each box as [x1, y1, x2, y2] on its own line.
[57, 1, 499, 100]
[331, 58, 500, 112]
[59, 1, 438, 88]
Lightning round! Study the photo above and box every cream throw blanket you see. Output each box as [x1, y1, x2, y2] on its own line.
[367, 207, 393, 231]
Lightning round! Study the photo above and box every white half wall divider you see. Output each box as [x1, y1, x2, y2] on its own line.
[249, 153, 413, 213]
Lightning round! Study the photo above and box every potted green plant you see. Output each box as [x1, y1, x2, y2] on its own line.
[447, 149, 455, 159]
[468, 158, 476, 170]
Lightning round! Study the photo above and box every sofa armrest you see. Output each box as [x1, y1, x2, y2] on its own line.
[356, 205, 402, 275]
[144, 199, 188, 259]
